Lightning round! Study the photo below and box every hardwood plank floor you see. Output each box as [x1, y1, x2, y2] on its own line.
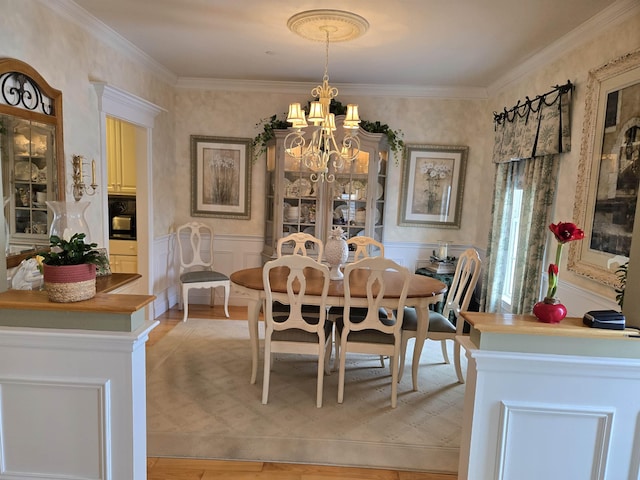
[147, 304, 458, 480]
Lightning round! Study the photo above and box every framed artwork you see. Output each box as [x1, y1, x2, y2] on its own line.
[569, 48, 640, 287]
[190, 135, 252, 219]
[399, 144, 468, 228]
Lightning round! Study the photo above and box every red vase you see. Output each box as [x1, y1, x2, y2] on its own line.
[533, 297, 567, 323]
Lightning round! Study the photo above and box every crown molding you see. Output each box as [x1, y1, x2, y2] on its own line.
[488, 0, 640, 95]
[41, 0, 178, 86]
[175, 77, 488, 99]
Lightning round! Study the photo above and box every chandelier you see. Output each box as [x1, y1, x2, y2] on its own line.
[285, 10, 369, 182]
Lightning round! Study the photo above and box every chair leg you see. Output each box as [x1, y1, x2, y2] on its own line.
[182, 286, 189, 322]
[398, 333, 412, 382]
[337, 335, 347, 404]
[333, 331, 341, 372]
[316, 345, 325, 408]
[223, 282, 230, 318]
[454, 340, 465, 384]
[440, 340, 450, 364]
[262, 337, 272, 405]
[390, 353, 398, 409]
[323, 332, 333, 376]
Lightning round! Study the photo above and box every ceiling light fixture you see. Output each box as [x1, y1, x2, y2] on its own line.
[285, 9, 369, 183]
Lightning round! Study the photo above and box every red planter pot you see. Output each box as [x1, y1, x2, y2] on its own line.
[43, 263, 97, 303]
[533, 297, 567, 324]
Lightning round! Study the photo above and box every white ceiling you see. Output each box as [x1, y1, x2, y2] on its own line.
[68, 0, 629, 93]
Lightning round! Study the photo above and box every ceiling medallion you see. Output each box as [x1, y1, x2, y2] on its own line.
[287, 9, 369, 43]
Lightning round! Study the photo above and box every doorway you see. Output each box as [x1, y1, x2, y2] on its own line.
[93, 82, 163, 317]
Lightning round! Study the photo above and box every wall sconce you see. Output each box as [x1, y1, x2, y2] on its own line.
[71, 154, 98, 201]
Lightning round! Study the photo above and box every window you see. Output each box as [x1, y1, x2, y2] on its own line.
[501, 188, 523, 310]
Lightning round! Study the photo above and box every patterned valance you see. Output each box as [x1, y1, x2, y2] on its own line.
[492, 81, 573, 163]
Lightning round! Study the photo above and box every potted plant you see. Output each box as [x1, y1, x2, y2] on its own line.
[36, 232, 109, 303]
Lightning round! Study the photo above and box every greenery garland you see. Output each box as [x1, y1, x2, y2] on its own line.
[251, 99, 404, 165]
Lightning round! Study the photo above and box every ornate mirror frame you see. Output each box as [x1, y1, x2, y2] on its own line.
[569, 48, 640, 287]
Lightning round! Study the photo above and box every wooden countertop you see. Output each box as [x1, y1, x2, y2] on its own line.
[461, 311, 635, 340]
[0, 290, 154, 314]
[96, 273, 141, 293]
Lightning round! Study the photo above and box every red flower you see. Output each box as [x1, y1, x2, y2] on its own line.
[549, 222, 585, 244]
[544, 222, 584, 300]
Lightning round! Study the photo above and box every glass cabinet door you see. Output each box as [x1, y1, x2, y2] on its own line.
[280, 147, 321, 256]
[262, 127, 387, 262]
[2, 115, 55, 245]
[328, 130, 387, 250]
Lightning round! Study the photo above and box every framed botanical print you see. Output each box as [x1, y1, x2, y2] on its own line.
[399, 144, 468, 228]
[190, 135, 252, 219]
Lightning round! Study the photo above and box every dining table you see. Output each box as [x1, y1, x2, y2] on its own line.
[231, 265, 447, 391]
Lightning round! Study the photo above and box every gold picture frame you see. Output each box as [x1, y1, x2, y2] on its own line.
[569, 48, 640, 287]
[190, 135, 252, 219]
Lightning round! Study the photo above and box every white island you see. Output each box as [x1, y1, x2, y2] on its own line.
[458, 312, 640, 480]
[0, 290, 156, 480]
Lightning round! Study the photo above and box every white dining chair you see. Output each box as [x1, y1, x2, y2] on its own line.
[262, 254, 332, 408]
[176, 222, 230, 321]
[336, 256, 411, 408]
[398, 248, 481, 384]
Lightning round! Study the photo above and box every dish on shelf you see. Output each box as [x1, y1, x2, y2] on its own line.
[334, 204, 349, 222]
[330, 182, 343, 199]
[283, 225, 298, 234]
[376, 182, 384, 200]
[303, 226, 315, 236]
[374, 208, 381, 224]
[290, 178, 312, 197]
[14, 161, 39, 181]
[283, 178, 292, 196]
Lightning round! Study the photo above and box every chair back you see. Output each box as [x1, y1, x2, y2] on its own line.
[176, 222, 214, 274]
[342, 256, 411, 335]
[263, 254, 330, 334]
[346, 235, 384, 262]
[443, 248, 481, 331]
[276, 232, 324, 260]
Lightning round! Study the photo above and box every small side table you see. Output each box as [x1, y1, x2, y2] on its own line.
[415, 268, 454, 314]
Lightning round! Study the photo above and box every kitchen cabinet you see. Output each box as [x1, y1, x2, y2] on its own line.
[109, 239, 138, 273]
[262, 124, 388, 261]
[106, 117, 137, 194]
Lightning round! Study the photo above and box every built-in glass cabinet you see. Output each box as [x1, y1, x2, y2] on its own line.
[0, 58, 65, 255]
[263, 125, 388, 260]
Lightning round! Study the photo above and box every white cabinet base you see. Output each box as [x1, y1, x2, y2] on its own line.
[0, 321, 157, 479]
[458, 336, 640, 480]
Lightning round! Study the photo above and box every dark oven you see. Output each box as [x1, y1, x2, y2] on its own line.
[108, 195, 137, 240]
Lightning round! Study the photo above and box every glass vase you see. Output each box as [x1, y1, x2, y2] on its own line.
[46, 200, 91, 243]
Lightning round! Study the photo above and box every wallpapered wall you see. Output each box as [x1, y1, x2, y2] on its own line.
[173, 89, 492, 246]
[0, 0, 177, 240]
[1, 1, 639, 307]
[488, 9, 640, 301]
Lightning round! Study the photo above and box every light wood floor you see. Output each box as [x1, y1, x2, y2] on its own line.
[147, 305, 458, 480]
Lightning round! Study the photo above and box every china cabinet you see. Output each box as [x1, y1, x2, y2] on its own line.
[262, 124, 388, 261]
[0, 58, 65, 251]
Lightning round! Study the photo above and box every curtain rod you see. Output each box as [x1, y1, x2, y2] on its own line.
[493, 80, 574, 125]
